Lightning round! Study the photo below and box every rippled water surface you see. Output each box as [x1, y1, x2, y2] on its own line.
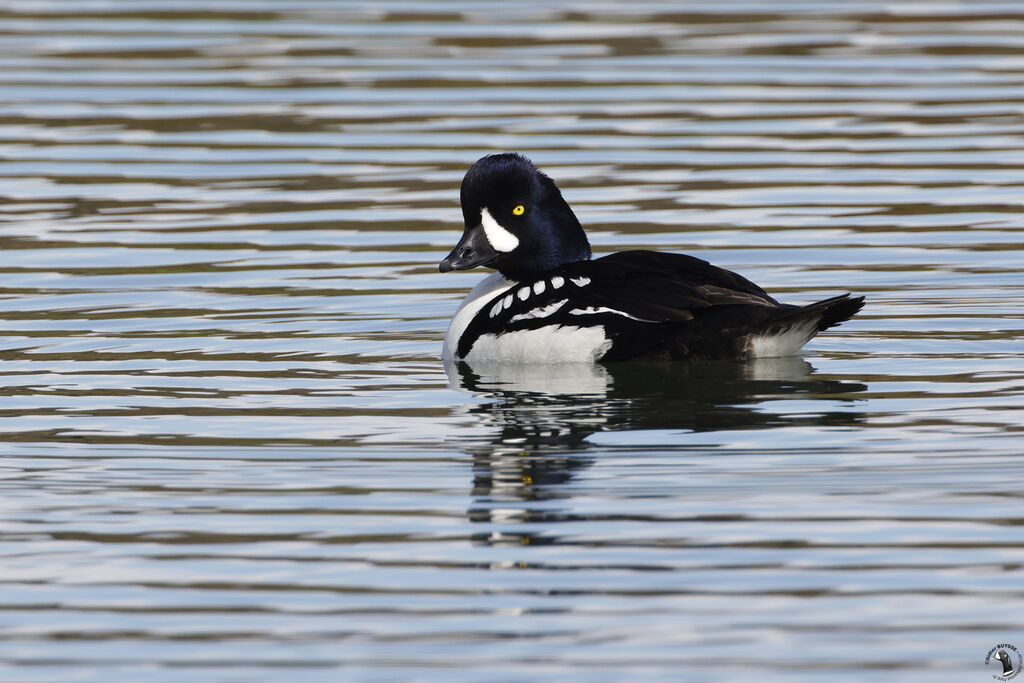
[2, 2, 1024, 681]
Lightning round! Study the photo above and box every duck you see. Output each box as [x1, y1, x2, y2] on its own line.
[439, 153, 864, 364]
[994, 649, 1017, 678]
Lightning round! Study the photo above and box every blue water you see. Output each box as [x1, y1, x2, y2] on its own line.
[1, 2, 1023, 681]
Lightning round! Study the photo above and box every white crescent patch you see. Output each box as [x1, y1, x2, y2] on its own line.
[480, 207, 519, 253]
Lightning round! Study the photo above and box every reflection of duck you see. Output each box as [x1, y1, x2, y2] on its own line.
[439, 153, 864, 363]
[448, 358, 867, 546]
[448, 357, 866, 450]
[995, 650, 1017, 677]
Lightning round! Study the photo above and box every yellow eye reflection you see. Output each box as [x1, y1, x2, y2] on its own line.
[512, 204, 526, 216]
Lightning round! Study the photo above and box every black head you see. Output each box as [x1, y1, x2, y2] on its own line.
[439, 153, 591, 280]
[996, 650, 1015, 675]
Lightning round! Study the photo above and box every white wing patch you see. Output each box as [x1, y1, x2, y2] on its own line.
[569, 306, 651, 322]
[479, 207, 519, 253]
[517, 286, 530, 301]
[550, 276, 565, 289]
[533, 280, 546, 295]
[509, 298, 568, 323]
[569, 276, 591, 287]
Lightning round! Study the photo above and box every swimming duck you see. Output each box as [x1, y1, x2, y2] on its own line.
[440, 153, 864, 364]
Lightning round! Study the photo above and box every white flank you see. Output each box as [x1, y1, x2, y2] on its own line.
[509, 298, 568, 323]
[569, 306, 648, 321]
[444, 359, 611, 395]
[533, 280, 546, 295]
[569, 276, 591, 287]
[748, 319, 819, 358]
[550, 275, 565, 289]
[443, 272, 516, 362]
[479, 207, 519, 252]
[465, 325, 611, 364]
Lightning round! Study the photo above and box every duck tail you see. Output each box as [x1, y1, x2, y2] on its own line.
[746, 294, 864, 358]
[762, 293, 865, 334]
[807, 293, 866, 331]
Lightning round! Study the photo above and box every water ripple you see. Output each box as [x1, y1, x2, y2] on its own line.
[1, 2, 1023, 682]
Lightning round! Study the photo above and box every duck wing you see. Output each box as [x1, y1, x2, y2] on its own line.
[456, 250, 861, 361]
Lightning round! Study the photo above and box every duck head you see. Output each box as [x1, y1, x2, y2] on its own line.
[995, 650, 1016, 676]
[439, 153, 591, 280]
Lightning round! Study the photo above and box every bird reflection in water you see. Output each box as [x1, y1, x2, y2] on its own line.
[444, 358, 867, 546]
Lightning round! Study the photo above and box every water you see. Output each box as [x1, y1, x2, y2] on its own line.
[2, 2, 1023, 681]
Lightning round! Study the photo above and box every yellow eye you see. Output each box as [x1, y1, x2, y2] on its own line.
[512, 204, 525, 216]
